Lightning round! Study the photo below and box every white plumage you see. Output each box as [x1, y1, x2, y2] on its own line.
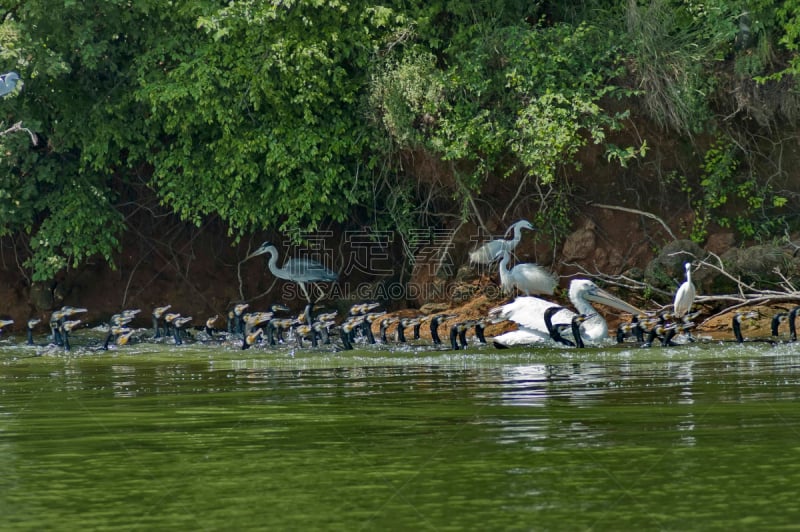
[673, 262, 696, 318]
[490, 279, 641, 347]
[469, 219, 533, 265]
[498, 250, 557, 296]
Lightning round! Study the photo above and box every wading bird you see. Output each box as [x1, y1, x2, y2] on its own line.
[673, 262, 696, 319]
[490, 279, 641, 348]
[245, 242, 338, 305]
[498, 250, 557, 296]
[0, 72, 19, 98]
[469, 220, 534, 265]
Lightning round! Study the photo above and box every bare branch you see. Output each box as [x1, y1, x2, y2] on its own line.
[587, 201, 677, 241]
[0, 121, 38, 145]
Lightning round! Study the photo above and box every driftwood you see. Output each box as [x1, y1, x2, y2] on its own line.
[674, 251, 800, 324]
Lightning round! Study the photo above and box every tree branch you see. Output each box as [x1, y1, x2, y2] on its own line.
[0, 121, 38, 145]
[587, 201, 676, 241]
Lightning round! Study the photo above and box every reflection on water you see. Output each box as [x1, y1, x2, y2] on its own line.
[2, 340, 800, 529]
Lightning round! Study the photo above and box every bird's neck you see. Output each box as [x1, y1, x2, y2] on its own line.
[570, 295, 607, 340]
[733, 317, 744, 343]
[571, 295, 595, 317]
[499, 254, 510, 281]
[266, 248, 279, 270]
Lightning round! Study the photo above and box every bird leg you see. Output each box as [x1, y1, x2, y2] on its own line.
[298, 282, 312, 303]
[311, 283, 329, 303]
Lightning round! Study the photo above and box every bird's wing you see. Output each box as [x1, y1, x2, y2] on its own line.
[492, 328, 551, 347]
[283, 258, 338, 282]
[490, 296, 574, 334]
[673, 282, 696, 316]
[514, 264, 558, 295]
[469, 240, 502, 264]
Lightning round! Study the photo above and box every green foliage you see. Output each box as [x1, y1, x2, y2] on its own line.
[684, 137, 787, 243]
[369, 15, 639, 241]
[0, 0, 191, 280]
[26, 182, 124, 281]
[1, 0, 798, 283]
[368, 50, 445, 148]
[758, 0, 800, 80]
[138, 0, 397, 237]
[624, 0, 738, 136]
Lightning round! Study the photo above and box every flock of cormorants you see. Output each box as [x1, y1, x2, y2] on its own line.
[0, 301, 492, 352]
[0, 293, 790, 354]
[0, 227, 792, 353]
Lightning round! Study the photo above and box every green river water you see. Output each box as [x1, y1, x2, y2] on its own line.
[1, 334, 799, 530]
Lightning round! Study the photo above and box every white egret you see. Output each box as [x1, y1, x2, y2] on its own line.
[498, 250, 557, 296]
[490, 279, 641, 347]
[672, 262, 696, 318]
[469, 219, 534, 265]
[246, 242, 338, 303]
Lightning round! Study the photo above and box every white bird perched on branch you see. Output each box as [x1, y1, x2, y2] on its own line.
[498, 250, 557, 296]
[673, 262, 696, 318]
[469, 219, 534, 265]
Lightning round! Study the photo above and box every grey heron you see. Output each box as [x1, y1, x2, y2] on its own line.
[0, 72, 20, 98]
[490, 279, 641, 347]
[673, 262, 696, 318]
[469, 219, 534, 265]
[246, 242, 338, 304]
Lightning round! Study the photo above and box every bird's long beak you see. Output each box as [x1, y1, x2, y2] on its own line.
[244, 248, 265, 261]
[586, 288, 642, 315]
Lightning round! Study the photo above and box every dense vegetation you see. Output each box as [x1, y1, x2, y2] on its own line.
[0, 0, 798, 282]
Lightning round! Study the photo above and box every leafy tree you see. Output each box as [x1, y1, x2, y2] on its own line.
[0, 0, 176, 280]
[1, 0, 798, 285]
[136, 1, 405, 237]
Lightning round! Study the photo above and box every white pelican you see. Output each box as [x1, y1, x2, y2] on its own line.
[469, 219, 533, 265]
[673, 262, 696, 318]
[490, 279, 641, 347]
[498, 250, 557, 296]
